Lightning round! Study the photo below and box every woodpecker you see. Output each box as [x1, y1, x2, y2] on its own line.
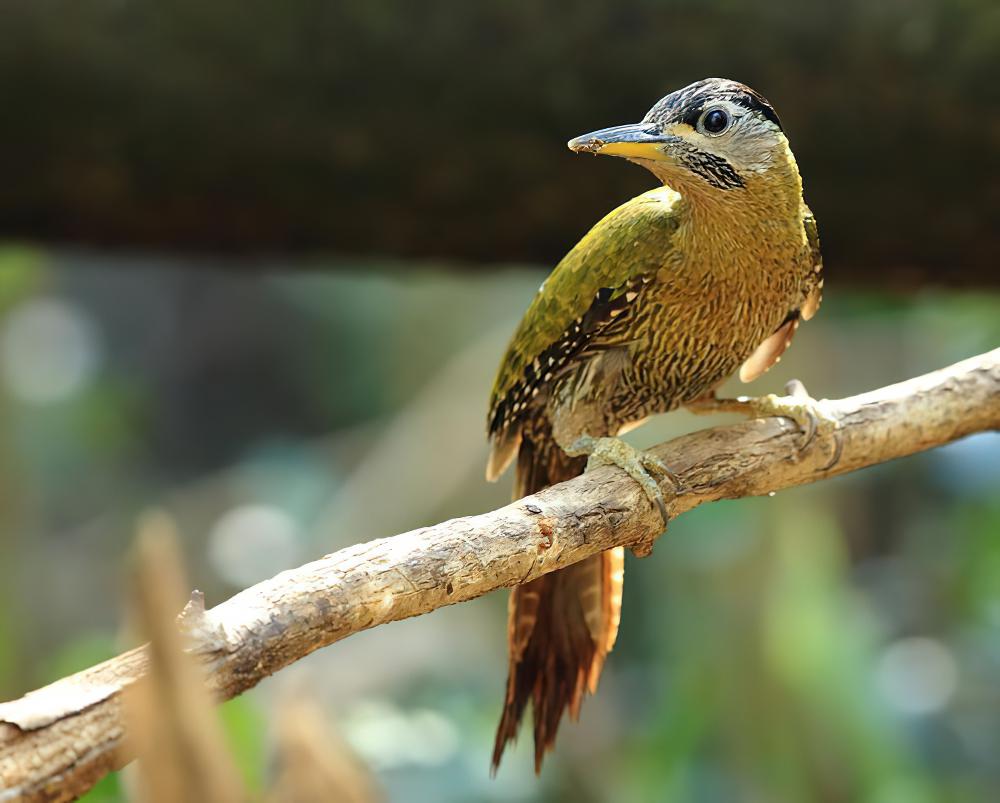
[486, 78, 827, 772]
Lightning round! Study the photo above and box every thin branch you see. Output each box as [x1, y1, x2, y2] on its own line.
[2, 349, 998, 802]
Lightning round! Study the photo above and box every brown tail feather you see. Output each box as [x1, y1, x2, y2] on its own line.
[491, 431, 624, 773]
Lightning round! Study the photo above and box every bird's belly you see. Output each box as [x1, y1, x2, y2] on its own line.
[604, 292, 785, 425]
[545, 255, 805, 440]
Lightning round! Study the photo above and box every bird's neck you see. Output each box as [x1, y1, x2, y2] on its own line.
[669, 167, 806, 278]
[680, 174, 802, 231]
[656, 137, 805, 231]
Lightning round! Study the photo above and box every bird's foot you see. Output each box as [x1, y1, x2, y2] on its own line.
[566, 435, 683, 557]
[689, 380, 842, 469]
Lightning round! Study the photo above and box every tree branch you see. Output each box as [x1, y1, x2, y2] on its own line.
[2, 349, 998, 802]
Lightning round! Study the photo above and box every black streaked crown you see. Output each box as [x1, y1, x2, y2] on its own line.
[643, 78, 782, 131]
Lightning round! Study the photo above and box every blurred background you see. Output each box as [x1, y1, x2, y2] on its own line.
[1, 1, 999, 801]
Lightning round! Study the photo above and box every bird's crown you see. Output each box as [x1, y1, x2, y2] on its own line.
[642, 78, 782, 132]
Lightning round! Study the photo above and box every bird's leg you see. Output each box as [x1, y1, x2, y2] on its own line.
[686, 380, 842, 469]
[565, 435, 683, 557]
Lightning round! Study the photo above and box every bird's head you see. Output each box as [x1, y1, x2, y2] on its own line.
[569, 79, 799, 203]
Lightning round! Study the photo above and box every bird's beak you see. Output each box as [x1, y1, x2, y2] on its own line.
[568, 123, 675, 161]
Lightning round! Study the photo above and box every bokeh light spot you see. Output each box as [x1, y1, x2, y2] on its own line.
[1, 297, 100, 403]
[208, 504, 301, 588]
[875, 637, 958, 716]
[341, 699, 459, 770]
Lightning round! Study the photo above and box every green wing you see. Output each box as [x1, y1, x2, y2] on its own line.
[488, 186, 681, 437]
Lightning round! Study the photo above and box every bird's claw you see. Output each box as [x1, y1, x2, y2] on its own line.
[638, 451, 685, 491]
[567, 435, 683, 556]
[750, 380, 842, 469]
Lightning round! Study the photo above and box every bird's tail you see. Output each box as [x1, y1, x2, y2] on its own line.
[491, 429, 624, 774]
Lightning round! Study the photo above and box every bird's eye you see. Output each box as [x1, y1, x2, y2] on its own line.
[700, 108, 730, 135]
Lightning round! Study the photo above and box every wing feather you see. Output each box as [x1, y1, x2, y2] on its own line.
[486, 187, 682, 477]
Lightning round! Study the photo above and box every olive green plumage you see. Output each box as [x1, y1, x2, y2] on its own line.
[492, 191, 678, 405]
[487, 187, 680, 445]
[487, 183, 821, 479]
[486, 78, 823, 773]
